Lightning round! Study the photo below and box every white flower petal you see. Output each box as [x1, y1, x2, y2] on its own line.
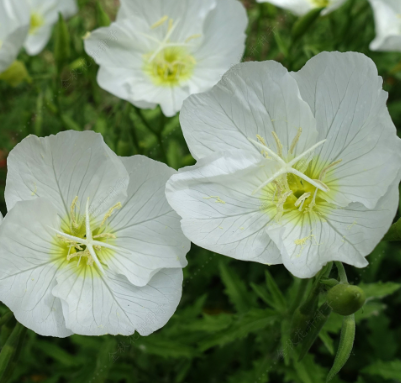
[266, 178, 399, 278]
[291, 51, 401, 209]
[0, 199, 72, 337]
[255, 0, 313, 16]
[104, 156, 189, 287]
[368, 0, 401, 52]
[117, 0, 216, 42]
[5, 131, 129, 225]
[52, 265, 183, 336]
[0, 0, 29, 73]
[180, 61, 318, 160]
[24, 25, 53, 56]
[191, 0, 247, 94]
[166, 150, 282, 265]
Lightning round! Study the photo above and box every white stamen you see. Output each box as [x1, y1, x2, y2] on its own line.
[247, 137, 286, 166]
[287, 139, 326, 168]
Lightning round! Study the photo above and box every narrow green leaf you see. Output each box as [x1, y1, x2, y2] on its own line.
[291, 7, 324, 41]
[54, 13, 71, 72]
[96, 2, 111, 27]
[35, 340, 80, 367]
[219, 261, 253, 313]
[264, 270, 287, 312]
[326, 314, 355, 382]
[319, 330, 335, 355]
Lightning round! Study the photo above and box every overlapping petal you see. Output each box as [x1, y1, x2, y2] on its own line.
[106, 156, 189, 287]
[291, 52, 401, 209]
[166, 151, 282, 264]
[180, 61, 318, 160]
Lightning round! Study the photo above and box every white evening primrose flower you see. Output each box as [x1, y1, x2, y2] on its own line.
[0, 0, 30, 74]
[0, 131, 189, 337]
[24, 0, 78, 55]
[368, 0, 401, 52]
[255, 0, 347, 16]
[166, 52, 401, 278]
[83, 0, 248, 117]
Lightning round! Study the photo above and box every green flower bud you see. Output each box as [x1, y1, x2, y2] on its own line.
[327, 283, 365, 316]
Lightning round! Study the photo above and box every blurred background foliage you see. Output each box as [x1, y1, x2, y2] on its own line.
[1, 0, 401, 382]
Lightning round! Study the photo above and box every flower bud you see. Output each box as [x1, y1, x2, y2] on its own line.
[327, 283, 365, 316]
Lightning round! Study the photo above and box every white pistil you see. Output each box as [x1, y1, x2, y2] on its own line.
[85, 199, 105, 274]
[249, 136, 329, 195]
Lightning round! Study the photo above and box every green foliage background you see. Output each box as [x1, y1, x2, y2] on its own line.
[1, 0, 401, 382]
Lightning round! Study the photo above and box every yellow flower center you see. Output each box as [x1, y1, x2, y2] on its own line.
[53, 197, 122, 274]
[310, 0, 329, 7]
[249, 129, 341, 223]
[29, 13, 44, 35]
[142, 16, 200, 87]
[144, 46, 196, 86]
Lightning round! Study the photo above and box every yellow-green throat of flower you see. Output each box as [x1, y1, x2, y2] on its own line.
[142, 16, 199, 86]
[249, 128, 341, 222]
[53, 197, 123, 274]
[29, 13, 44, 35]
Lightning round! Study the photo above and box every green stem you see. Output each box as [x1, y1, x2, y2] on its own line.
[335, 262, 348, 283]
[0, 322, 26, 381]
[134, 107, 158, 135]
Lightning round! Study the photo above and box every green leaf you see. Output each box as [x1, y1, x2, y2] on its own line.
[227, 357, 270, 383]
[292, 354, 327, 383]
[219, 261, 253, 313]
[382, 217, 401, 241]
[319, 330, 335, 355]
[54, 13, 71, 72]
[199, 309, 278, 351]
[358, 282, 401, 300]
[264, 269, 287, 312]
[362, 359, 401, 380]
[135, 337, 198, 359]
[35, 340, 80, 367]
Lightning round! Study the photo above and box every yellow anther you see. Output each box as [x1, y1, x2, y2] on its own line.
[151, 15, 168, 29]
[319, 159, 342, 181]
[203, 196, 226, 204]
[93, 233, 117, 239]
[100, 202, 122, 227]
[289, 127, 302, 155]
[185, 34, 202, 43]
[271, 131, 283, 158]
[70, 196, 80, 229]
[275, 190, 293, 221]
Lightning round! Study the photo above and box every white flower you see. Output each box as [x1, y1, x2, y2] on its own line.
[24, 0, 78, 55]
[368, 0, 401, 52]
[0, 0, 30, 74]
[0, 131, 190, 337]
[83, 0, 248, 117]
[166, 52, 401, 279]
[255, 0, 347, 16]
